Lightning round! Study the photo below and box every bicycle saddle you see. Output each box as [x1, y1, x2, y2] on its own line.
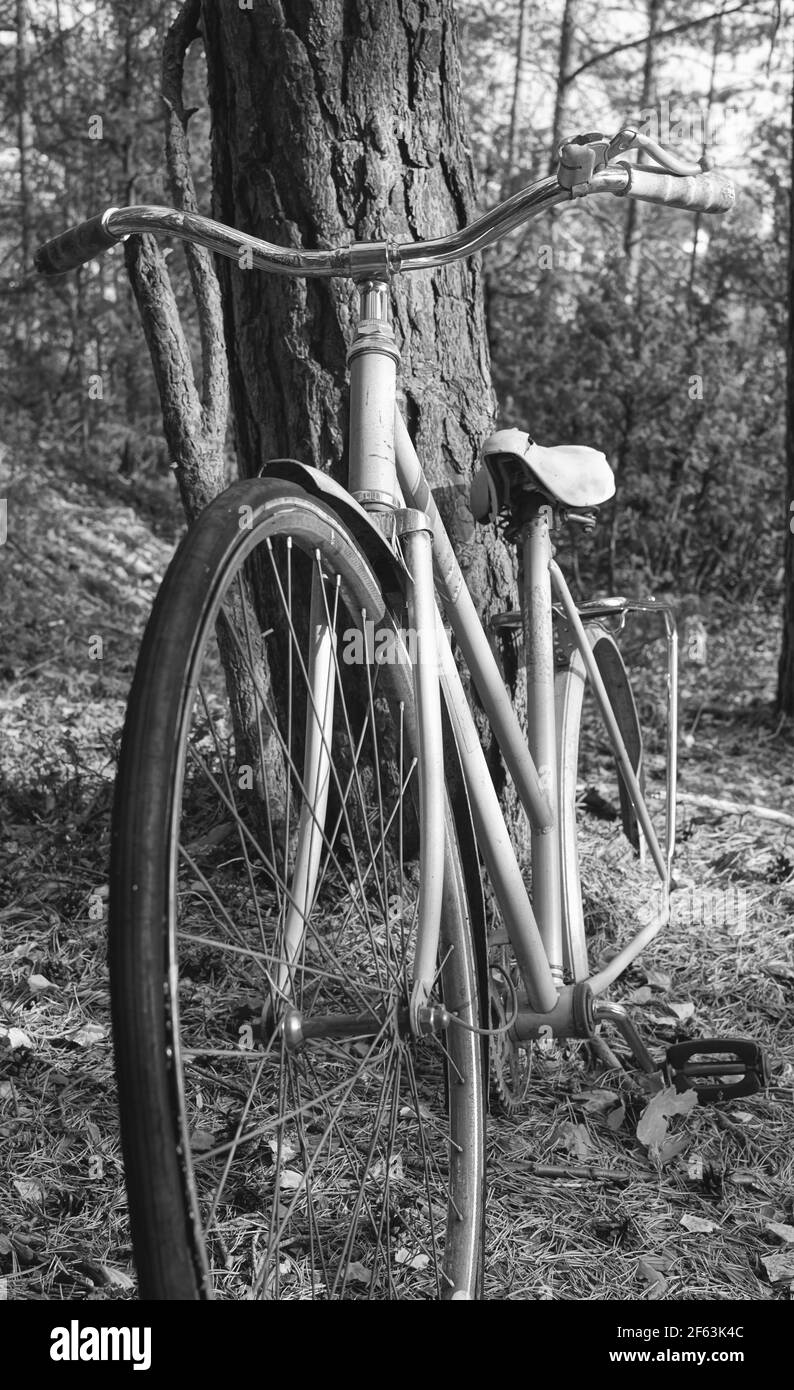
[471, 428, 615, 517]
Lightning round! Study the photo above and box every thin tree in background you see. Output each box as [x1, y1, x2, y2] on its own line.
[624, 0, 661, 294]
[503, 0, 530, 198]
[15, 0, 31, 269]
[548, 0, 578, 171]
[777, 58, 794, 716]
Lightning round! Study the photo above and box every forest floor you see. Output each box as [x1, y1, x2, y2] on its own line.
[0, 448, 792, 1302]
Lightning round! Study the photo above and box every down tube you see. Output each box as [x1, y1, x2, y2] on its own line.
[394, 415, 557, 1014]
[434, 612, 558, 1013]
[394, 414, 552, 834]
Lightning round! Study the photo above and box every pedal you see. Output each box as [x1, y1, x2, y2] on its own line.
[665, 1038, 769, 1103]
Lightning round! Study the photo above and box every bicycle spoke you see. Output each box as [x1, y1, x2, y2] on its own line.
[113, 497, 482, 1300]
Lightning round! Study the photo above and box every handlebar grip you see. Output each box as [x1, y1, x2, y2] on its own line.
[34, 212, 121, 275]
[622, 165, 735, 214]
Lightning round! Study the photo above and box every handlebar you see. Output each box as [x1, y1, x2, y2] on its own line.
[616, 163, 734, 214]
[35, 210, 123, 276]
[34, 127, 735, 280]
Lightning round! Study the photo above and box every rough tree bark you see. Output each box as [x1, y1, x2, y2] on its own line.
[125, 0, 227, 521]
[199, 0, 514, 619]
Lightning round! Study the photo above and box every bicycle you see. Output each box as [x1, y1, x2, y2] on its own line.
[36, 126, 768, 1301]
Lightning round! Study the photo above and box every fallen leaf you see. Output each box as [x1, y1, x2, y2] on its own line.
[643, 968, 672, 991]
[399, 1101, 433, 1122]
[765, 1221, 794, 1244]
[0, 1027, 33, 1051]
[636, 1085, 697, 1151]
[657, 1134, 689, 1166]
[268, 1137, 298, 1164]
[27, 973, 56, 994]
[556, 1121, 595, 1160]
[0, 1235, 12, 1255]
[14, 1178, 45, 1204]
[642, 1252, 676, 1274]
[371, 1154, 404, 1182]
[190, 1131, 216, 1153]
[606, 1103, 626, 1132]
[680, 1213, 719, 1234]
[73, 1261, 134, 1290]
[184, 822, 234, 853]
[580, 1089, 619, 1115]
[762, 1252, 794, 1283]
[10, 942, 37, 960]
[11, 1239, 40, 1266]
[345, 1261, 371, 1285]
[764, 961, 794, 981]
[637, 1257, 668, 1299]
[729, 1170, 765, 1189]
[278, 1169, 305, 1190]
[71, 1023, 106, 1048]
[667, 1001, 695, 1021]
[626, 986, 653, 1005]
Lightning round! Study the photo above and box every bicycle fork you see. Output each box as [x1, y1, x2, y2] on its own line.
[276, 280, 450, 1038]
[274, 568, 336, 1001]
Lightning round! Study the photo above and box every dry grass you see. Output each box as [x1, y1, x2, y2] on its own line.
[1, 450, 792, 1300]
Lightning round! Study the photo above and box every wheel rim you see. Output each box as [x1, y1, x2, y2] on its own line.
[151, 501, 481, 1299]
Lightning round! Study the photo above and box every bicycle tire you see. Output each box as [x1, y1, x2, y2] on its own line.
[556, 624, 646, 980]
[109, 477, 485, 1300]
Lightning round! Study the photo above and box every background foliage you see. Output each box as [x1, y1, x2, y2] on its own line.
[0, 0, 790, 603]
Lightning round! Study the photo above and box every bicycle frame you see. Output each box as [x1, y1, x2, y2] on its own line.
[334, 276, 676, 1036]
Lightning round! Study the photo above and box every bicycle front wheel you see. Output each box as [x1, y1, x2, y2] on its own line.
[109, 477, 485, 1300]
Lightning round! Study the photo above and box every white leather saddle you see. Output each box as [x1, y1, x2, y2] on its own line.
[471, 428, 615, 518]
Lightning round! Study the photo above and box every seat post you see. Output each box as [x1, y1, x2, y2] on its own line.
[521, 495, 564, 989]
[347, 279, 401, 515]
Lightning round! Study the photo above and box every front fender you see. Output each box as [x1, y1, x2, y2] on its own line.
[259, 458, 410, 605]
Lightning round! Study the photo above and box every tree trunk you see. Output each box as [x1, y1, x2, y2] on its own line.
[777, 60, 794, 715]
[124, 0, 228, 521]
[687, 14, 723, 305]
[548, 0, 578, 173]
[624, 0, 661, 296]
[200, 0, 513, 618]
[16, 0, 31, 269]
[503, 0, 530, 199]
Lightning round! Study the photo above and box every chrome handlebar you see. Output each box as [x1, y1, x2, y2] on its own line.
[34, 128, 735, 280]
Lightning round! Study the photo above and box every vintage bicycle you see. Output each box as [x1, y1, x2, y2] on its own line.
[36, 127, 768, 1301]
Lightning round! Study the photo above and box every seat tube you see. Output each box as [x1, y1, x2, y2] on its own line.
[347, 280, 401, 514]
[522, 498, 564, 988]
